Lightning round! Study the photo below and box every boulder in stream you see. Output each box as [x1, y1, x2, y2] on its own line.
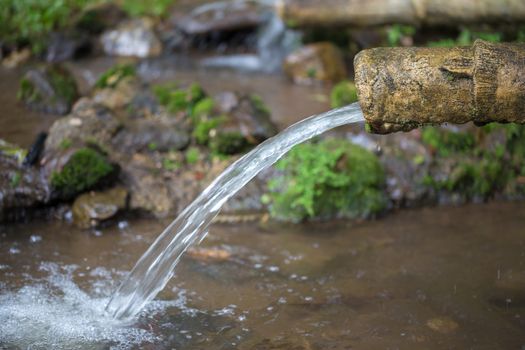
[17, 65, 79, 115]
[72, 186, 128, 228]
[283, 42, 348, 85]
[100, 18, 162, 58]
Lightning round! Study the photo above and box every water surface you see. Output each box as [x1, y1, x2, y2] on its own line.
[1, 202, 524, 349]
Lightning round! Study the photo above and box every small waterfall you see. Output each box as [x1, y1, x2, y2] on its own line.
[105, 103, 365, 320]
[199, 0, 301, 72]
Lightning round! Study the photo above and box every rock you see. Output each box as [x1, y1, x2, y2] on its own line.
[0, 151, 49, 222]
[100, 18, 162, 58]
[283, 42, 347, 85]
[187, 247, 232, 262]
[174, 1, 265, 36]
[112, 119, 190, 153]
[426, 317, 459, 334]
[75, 3, 128, 35]
[72, 187, 128, 228]
[46, 147, 117, 199]
[2, 48, 31, 69]
[23, 132, 47, 167]
[226, 94, 278, 143]
[375, 131, 432, 207]
[209, 93, 278, 155]
[17, 65, 79, 115]
[43, 98, 121, 156]
[121, 154, 174, 217]
[0, 139, 27, 164]
[93, 76, 140, 110]
[45, 32, 91, 63]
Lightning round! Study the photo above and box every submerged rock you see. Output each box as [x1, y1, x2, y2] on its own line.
[101, 18, 162, 58]
[72, 187, 128, 228]
[283, 42, 347, 85]
[17, 65, 79, 115]
[426, 317, 459, 334]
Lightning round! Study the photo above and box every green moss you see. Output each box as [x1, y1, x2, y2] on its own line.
[0, 0, 95, 53]
[250, 94, 271, 116]
[147, 142, 158, 151]
[59, 138, 72, 150]
[427, 28, 503, 48]
[95, 64, 136, 89]
[192, 97, 215, 117]
[387, 24, 416, 46]
[50, 147, 114, 198]
[18, 66, 78, 108]
[266, 139, 387, 222]
[122, 0, 175, 17]
[209, 132, 248, 156]
[153, 82, 206, 115]
[423, 123, 525, 199]
[10, 172, 22, 188]
[192, 117, 224, 145]
[162, 157, 180, 171]
[421, 127, 475, 157]
[185, 147, 200, 165]
[330, 80, 358, 108]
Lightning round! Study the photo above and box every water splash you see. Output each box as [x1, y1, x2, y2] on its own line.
[106, 103, 365, 320]
[0, 263, 187, 349]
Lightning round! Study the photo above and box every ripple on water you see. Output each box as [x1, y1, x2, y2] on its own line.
[0, 262, 193, 349]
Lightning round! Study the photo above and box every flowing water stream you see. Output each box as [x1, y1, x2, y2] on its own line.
[105, 103, 365, 320]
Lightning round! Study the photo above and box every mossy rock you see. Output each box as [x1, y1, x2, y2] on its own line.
[95, 64, 136, 89]
[266, 138, 387, 222]
[50, 147, 116, 199]
[209, 132, 249, 155]
[18, 65, 79, 115]
[72, 186, 128, 228]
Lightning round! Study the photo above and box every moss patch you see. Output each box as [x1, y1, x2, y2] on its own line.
[266, 139, 387, 222]
[330, 80, 358, 108]
[50, 148, 114, 198]
[95, 64, 136, 89]
[421, 127, 475, 157]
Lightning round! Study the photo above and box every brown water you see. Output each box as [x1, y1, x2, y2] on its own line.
[1, 202, 525, 349]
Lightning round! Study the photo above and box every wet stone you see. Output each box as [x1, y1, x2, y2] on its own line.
[72, 187, 128, 228]
[283, 42, 348, 85]
[426, 317, 459, 334]
[17, 65, 79, 115]
[101, 18, 162, 58]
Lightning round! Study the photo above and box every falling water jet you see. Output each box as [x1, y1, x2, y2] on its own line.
[105, 103, 365, 320]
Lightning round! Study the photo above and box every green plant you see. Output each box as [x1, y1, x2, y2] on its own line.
[1, 0, 95, 53]
[59, 138, 73, 150]
[153, 82, 205, 115]
[330, 80, 358, 108]
[209, 132, 248, 155]
[427, 28, 502, 47]
[266, 139, 386, 222]
[387, 24, 416, 46]
[10, 172, 22, 188]
[421, 127, 475, 157]
[121, 0, 175, 17]
[95, 64, 136, 89]
[50, 147, 114, 197]
[192, 117, 224, 145]
[250, 94, 271, 116]
[185, 147, 200, 165]
[162, 157, 180, 171]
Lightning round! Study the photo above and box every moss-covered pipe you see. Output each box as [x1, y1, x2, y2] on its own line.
[354, 40, 525, 134]
[277, 0, 525, 27]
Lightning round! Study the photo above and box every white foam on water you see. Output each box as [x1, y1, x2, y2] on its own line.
[0, 263, 190, 349]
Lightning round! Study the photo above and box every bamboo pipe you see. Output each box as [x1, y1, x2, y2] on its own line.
[276, 0, 525, 27]
[354, 40, 525, 134]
